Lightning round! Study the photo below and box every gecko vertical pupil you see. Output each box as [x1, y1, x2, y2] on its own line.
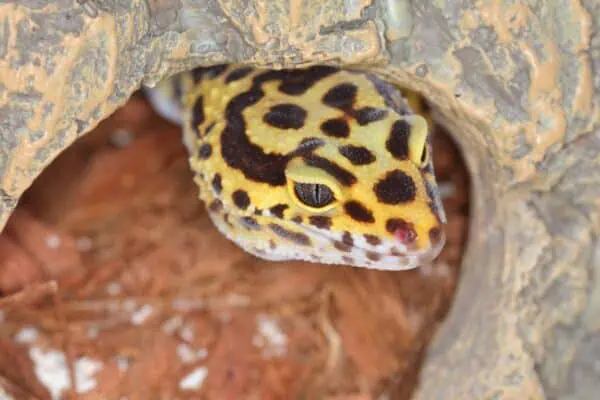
[294, 182, 334, 208]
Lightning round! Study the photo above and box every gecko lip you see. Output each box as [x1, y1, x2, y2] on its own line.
[296, 222, 446, 261]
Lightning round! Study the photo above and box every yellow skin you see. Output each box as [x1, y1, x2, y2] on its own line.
[147, 65, 446, 270]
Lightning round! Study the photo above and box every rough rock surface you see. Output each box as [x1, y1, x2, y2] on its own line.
[0, 0, 599, 398]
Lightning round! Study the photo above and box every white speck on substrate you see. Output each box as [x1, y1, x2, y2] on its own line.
[225, 293, 250, 307]
[15, 326, 39, 343]
[172, 298, 206, 312]
[123, 299, 137, 312]
[76, 236, 93, 252]
[87, 326, 99, 339]
[162, 315, 183, 334]
[74, 357, 104, 394]
[253, 314, 287, 358]
[131, 304, 153, 325]
[29, 347, 70, 400]
[106, 282, 122, 296]
[114, 356, 130, 372]
[177, 343, 208, 364]
[179, 324, 195, 342]
[179, 367, 208, 391]
[45, 234, 61, 249]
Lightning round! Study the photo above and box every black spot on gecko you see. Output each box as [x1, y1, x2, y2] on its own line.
[191, 96, 205, 137]
[366, 252, 381, 262]
[212, 174, 222, 194]
[232, 190, 250, 210]
[322, 83, 357, 110]
[274, 66, 339, 95]
[303, 155, 357, 186]
[269, 204, 288, 218]
[333, 240, 352, 252]
[240, 216, 261, 231]
[204, 122, 216, 136]
[342, 232, 353, 246]
[308, 215, 332, 230]
[197, 143, 212, 160]
[225, 66, 253, 83]
[374, 170, 416, 204]
[386, 120, 411, 160]
[339, 145, 375, 165]
[344, 201, 375, 223]
[263, 104, 307, 130]
[354, 107, 388, 126]
[269, 224, 311, 246]
[208, 199, 223, 212]
[364, 234, 381, 246]
[320, 118, 350, 138]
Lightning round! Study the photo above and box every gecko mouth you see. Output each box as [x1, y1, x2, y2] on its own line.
[295, 222, 446, 263]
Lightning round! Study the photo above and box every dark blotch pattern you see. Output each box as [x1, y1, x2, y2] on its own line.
[339, 145, 375, 165]
[366, 252, 381, 262]
[208, 199, 223, 213]
[291, 215, 303, 224]
[275, 66, 339, 95]
[269, 204, 288, 219]
[374, 170, 416, 204]
[204, 122, 216, 136]
[232, 190, 250, 210]
[263, 104, 307, 130]
[240, 216, 261, 231]
[364, 234, 381, 246]
[304, 155, 357, 186]
[355, 107, 388, 126]
[225, 66, 253, 83]
[197, 143, 212, 160]
[344, 201, 375, 223]
[191, 96, 205, 137]
[320, 118, 350, 138]
[212, 174, 222, 194]
[296, 137, 325, 153]
[342, 232, 353, 246]
[333, 240, 352, 252]
[322, 83, 357, 110]
[221, 66, 340, 186]
[269, 224, 311, 246]
[308, 215, 332, 230]
[386, 120, 411, 160]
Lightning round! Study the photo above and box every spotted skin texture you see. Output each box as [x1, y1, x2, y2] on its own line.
[156, 64, 446, 270]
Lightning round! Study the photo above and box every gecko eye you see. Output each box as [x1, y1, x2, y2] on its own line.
[293, 183, 335, 208]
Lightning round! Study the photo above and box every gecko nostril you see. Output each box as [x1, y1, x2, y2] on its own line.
[394, 226, 417, 245]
